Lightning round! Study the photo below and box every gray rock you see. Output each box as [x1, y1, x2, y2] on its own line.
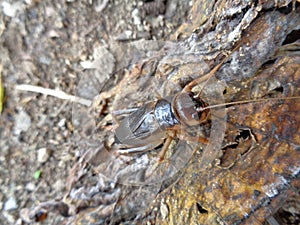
[37, 147, 51, 163]
[4, 197, 17, 211]
[14, 110, 31, 135]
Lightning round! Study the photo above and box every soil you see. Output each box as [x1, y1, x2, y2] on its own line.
[0, 0, 191, 224]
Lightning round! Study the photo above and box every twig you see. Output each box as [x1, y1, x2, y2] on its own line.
[15, 84, 92, 106]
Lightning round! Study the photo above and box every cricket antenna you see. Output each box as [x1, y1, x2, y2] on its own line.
[197, 96, 300, 112]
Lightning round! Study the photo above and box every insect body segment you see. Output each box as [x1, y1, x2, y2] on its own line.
[114, 101, 165, 153]
[115, 92, 210, 156]
[154, 99, 179, 129]
[172, 92, 210, 126]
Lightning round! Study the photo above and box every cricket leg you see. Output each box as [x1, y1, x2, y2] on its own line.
[158, 131, 176, 161]
[183, 57, 228, 92]
[177, 129, 209, 145]
[184, 42, 241, 92]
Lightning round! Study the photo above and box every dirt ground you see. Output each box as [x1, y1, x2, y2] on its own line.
[0, 0, 191, 224]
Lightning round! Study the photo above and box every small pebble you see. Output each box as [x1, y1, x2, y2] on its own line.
[2, 211, 16, 223]
[1, 1, 22, 17]
[58, 118, 66, 127]
[37, 148, 51, 163]
[160, 202, 169, 219]
[4, 197, 18, 211]
[53, 180, 64, 192]
[25, 182, 36, 191]
[14, 110, 31, 135]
